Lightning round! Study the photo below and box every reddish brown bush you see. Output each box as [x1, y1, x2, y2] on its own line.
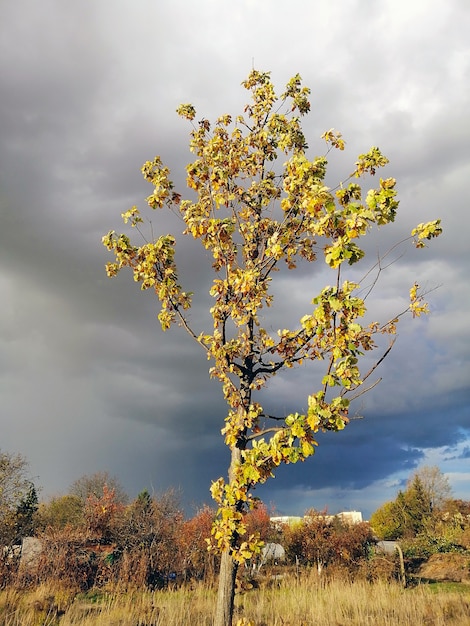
[283, 511, 375, 575]
[244, 502, 278, 543]
[84, 485, 124, 542]
[178, 506, 218, 582]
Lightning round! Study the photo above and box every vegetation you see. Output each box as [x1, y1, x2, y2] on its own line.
[69, 471, 129, 506]
[283, 510, 375, 575]
[1, 576, 470, 625]
[102, 68, 442, 625]
[370, 466, 470, 567]
[1, 456, 470, 624]
[0, 450, 38, 548]
[371, 466, 454, 541]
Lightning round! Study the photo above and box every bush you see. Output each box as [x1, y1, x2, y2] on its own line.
[283, 511, 375, 575]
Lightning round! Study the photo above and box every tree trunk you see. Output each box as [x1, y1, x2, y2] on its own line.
[214, 548, 238, 626]
[213, 442, 244, 626]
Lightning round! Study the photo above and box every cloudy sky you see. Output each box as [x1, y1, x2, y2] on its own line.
[1, 0, 469, 519]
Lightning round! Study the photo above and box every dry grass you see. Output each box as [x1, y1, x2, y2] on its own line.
[1, 573, 469, 625]
[234, 573, 470, 625]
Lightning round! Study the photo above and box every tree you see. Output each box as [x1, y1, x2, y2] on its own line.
[285, 510, 336, 575]
[402, 476, 431, 537]
[84, 484, 124, 542]
[70, 471, 128, 506]
[36, 494, 84, 531]
[14, 483, 38, 540]
[370, 500, 404, 540]
[0, 450, 38, 547]
[283, 510, 374, 574]
[371, 466, 453, 541]
[244, 502, 275, 544]
[103, 69, 441, 625]
[407, 465, 452, 514]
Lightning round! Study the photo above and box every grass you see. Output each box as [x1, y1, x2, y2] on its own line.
[1, 573, 469, 625]
[426, 580, 470, 594]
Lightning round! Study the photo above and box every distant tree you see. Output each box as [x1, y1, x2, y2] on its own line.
[442, 499, 470, 518]
[117, 489, 155, 552]
[402, 475, 433, 536]
[103, 69, 442, 625]
[371, 466, 453, 541]
[14, 484, 38, 540]
[0, 450, 38, 546]
[407, 466, 452, 513]
[147, 489, 184, 578]
[36, 494, 83, 531]
[113, 489, 185, 587]
[70, 471, 128, 505]
[244, 502, 276, 544]
[426, 499, 470, 551]
[370, 500, 404, 540]
[336, 520, 375, 570]
[284, 510, 335, 574]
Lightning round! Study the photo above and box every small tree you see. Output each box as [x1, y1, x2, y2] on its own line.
[244, 502, 275, 544]
[284, 511, 374, 574]
[285, 510, 335, 575]
[84, 484, 124, 542]
[103, 69, 441, 625]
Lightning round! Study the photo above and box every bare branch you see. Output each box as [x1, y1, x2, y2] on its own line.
[246, 426, 284, 441]
[260, 413, 288, 422]
[341, 338, 395, 398]
[347, 377, 382, 401]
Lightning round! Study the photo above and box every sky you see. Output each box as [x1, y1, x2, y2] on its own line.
[0, 0, 469, 520]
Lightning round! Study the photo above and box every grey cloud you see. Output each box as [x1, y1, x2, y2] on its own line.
[0, 0, 468, 516]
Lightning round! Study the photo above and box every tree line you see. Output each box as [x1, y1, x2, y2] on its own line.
[2, 449, 469, 591]
[0, 449, 374, 589]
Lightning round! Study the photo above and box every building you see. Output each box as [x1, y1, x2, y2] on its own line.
[270, 511, 363, 527]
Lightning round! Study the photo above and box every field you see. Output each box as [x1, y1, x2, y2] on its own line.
[1, 573, 469, 625]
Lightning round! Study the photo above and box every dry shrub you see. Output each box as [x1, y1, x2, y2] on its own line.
[178, 506, 219, 583]
[459, 527, 470, 549]
[0, 549, 20, 589]
[355, 554, 399, 582]
[114, 548, 152, 589]
[18, 527, 104, 590]
[417, 553, 470, 583]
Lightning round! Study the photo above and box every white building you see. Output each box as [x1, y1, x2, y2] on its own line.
[271, 511, 363, 527]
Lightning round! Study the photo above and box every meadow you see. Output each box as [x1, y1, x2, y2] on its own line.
[1, 572, 469, 626]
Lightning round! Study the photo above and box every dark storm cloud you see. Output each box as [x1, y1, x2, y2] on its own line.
[0, 0, 468, 516]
